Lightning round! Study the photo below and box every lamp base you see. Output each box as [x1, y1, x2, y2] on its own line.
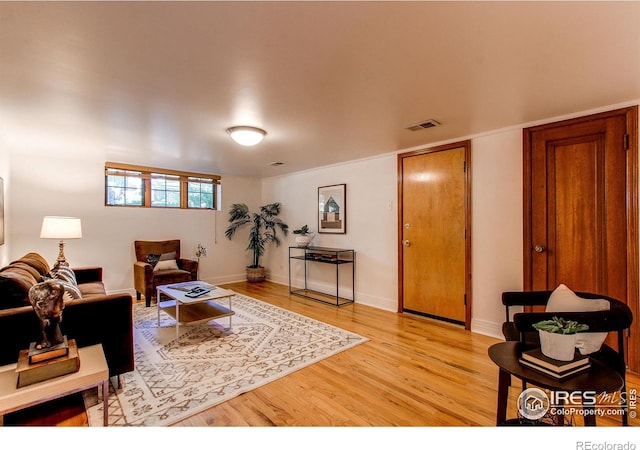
[56, 240, 68, 264]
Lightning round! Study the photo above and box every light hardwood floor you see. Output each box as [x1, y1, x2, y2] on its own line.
[7, 281, 639, 426]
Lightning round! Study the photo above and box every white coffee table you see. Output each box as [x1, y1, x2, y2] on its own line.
[156, 281, 235, 343]
[0, 344, 109, 426]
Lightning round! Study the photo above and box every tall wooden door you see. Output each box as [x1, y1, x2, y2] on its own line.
[398, 141, 471, 327]
[524, 106, 638, 372]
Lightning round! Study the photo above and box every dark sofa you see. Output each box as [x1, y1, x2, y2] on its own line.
[0, 253, 134, 378]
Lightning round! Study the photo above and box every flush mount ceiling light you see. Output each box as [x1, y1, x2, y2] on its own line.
[226, 126, 267, 146]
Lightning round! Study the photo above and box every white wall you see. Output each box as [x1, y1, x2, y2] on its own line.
[0, 135, 9, 266]
[262, 155, 399, 311]
[470, 130, 524, 338]
[7, 137, 261, 294]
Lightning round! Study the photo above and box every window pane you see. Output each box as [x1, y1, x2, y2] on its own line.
[150, 174, 180, 207]
[151, 178, 165, 190]
[127, 176, 142, 189]
[108, 187, 125, 205]
[188, 192, 201, 208]
[166, 179, 180, 191]
[126, 188, 143, 205]
[107, 175, 124, 188]
[187, 180, 215, 209]
[106, 170, 143, 206]
[151, 191, 166, 207]
[166, 191, 180, 207]
[200, 192, 214, 208]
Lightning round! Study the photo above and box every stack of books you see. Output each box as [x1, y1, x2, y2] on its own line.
[16, 338, 80, 388]
[519, 348, 591, 380]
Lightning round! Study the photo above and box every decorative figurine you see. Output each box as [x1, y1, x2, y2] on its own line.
[28, 280, 66, 350]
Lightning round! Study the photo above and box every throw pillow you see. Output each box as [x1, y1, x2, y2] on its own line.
[51, 262, 77, 285]
[153, 259, 179, 272]
[546, 284, 609, 354]
[159, 252, 177, 261]
[147, 254, 161, 268]
[46, 263, 82, 300]
[16, 253, 51, 276]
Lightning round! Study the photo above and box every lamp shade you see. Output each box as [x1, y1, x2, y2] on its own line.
[40, 216, 83, 239]
[226, 126, 266, 146]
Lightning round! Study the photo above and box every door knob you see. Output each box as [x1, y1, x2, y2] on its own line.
[534, 245, 546, 253]
[403, 240, 411, 247]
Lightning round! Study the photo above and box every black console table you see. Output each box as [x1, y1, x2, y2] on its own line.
[288, 246, 355, 306]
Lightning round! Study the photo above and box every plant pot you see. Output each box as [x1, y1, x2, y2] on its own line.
[538, 330, 577, 361]
[295, 235, 311, 248]
[246, 266, 266, 283]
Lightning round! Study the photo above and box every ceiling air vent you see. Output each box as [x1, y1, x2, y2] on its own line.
[406, 119, 440, 131]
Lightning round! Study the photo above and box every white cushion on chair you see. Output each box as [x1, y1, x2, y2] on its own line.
[546, 284, 609, 355]
[153, 259, 179, 272]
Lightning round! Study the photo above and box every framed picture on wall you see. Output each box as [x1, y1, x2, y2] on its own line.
[318, 183, 346, 234]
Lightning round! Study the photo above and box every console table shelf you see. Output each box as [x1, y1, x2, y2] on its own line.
[288, 246, 355, 307]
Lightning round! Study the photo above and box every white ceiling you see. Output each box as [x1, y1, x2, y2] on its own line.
[1, 1, 639, 177]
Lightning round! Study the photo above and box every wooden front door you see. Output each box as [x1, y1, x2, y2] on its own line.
[524, 106, 639, 372]
[398, 141, 471, 327]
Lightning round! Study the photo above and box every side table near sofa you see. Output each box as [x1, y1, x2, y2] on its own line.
[0, 344, 109, 426]
[0, 253, 134, 383]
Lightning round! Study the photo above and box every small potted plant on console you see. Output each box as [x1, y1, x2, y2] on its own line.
[292, 225, 313, 248]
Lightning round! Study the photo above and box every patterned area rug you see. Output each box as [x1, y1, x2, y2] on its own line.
[84, 292, 367, 426]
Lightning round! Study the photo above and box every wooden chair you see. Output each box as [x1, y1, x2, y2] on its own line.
[501, 290, 633, 425]
[133, 240, 198, 307]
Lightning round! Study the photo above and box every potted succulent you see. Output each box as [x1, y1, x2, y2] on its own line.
[292, 224, 313, 248]
[533, 317, 589, 361]
[225, 202, 289, 282]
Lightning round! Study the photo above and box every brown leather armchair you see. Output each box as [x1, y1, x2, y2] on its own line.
[134, 240, 198, 307]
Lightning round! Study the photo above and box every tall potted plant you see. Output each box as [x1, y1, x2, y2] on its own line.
[225, 202, 289, 282]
